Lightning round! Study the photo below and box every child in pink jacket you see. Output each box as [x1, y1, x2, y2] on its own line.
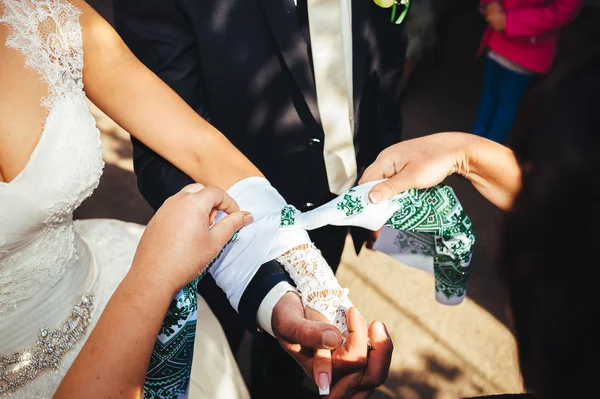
[473, 0, 582, 143]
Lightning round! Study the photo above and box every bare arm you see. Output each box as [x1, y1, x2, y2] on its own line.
[75, 0, 261, 190]
[54, 185, 251, 398]
[360, 132, 522, 211]
[464, 134, 522, 211]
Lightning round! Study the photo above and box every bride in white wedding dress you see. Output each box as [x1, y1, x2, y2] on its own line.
[0, 0, 259, 397]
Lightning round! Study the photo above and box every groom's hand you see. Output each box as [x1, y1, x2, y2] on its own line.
[272, 293, 393, 397]
[271, 292, 342, 390]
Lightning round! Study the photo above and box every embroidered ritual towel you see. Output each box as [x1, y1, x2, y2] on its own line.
[280, 182, 475, 304]
[209, 178, 475, 337]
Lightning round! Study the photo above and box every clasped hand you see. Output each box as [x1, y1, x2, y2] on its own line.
[135, 183, 393, 398]
[272, 293, 393, 398]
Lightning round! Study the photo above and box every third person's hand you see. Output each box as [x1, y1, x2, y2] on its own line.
[360, 133, 470, 204]
[130, 183, 253, 295]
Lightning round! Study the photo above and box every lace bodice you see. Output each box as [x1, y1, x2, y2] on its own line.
[0, 0, 104, 316]
[1, 0, 85, 109]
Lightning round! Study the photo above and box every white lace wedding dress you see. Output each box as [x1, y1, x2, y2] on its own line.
[0, 1, 248, 398]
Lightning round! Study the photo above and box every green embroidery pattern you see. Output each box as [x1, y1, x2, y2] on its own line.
[385, 185, 475, 300]
[336, 188, 366, 217]
[144, 279, 199, 399]
[393, 230, 435, 257]
[280, 205, 297, 227]
[158, 282, 199, 338]
[143, 230, 240, 398]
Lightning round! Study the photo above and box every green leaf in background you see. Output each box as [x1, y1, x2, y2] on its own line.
[395, 0, 410, 24]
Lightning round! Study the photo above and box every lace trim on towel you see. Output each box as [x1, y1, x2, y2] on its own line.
[0, 293, 94, 395]
[0, 0, 85, 110]
[277, 244, 353, 338]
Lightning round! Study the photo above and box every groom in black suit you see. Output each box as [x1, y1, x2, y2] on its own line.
[114, 0, 405, 397]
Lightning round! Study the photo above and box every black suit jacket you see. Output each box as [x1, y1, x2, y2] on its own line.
[114, 0, 405, 210]
[113, 0, 406, 331]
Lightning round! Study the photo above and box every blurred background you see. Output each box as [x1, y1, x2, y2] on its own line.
[78, 0, 524, 397]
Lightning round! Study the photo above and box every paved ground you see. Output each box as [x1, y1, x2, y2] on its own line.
[78, 1, 524, 397]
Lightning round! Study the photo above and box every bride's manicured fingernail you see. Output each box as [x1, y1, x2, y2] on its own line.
[369, 190, 382, 204]
[376, 321, 389, 337]
[243, 213, 253, 224]
[318, 373, 330, 395]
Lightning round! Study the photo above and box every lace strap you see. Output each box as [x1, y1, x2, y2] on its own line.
[0, 0, 85, 110]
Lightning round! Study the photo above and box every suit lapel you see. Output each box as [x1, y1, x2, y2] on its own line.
[351, 0, 367, 122]
[258, 0, 322, 125]
[257, 0, 370, 130]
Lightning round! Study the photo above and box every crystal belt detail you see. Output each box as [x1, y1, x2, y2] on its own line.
[0, 293, 95, 395]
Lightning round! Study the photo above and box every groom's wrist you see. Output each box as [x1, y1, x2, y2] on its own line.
[256, 281, 296, 337]
[238, 259, 296, 334]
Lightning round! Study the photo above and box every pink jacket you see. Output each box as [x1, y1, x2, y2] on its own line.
[478, 0, 582, 73]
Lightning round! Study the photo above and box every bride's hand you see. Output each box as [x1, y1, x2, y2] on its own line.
[303, 306, 337, 394]
[304, 307, 393, 398]
[274, 242, 391, 396]
[129, 183, 253, 295]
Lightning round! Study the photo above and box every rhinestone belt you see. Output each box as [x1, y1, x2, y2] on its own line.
[0, 293, 95, 395]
